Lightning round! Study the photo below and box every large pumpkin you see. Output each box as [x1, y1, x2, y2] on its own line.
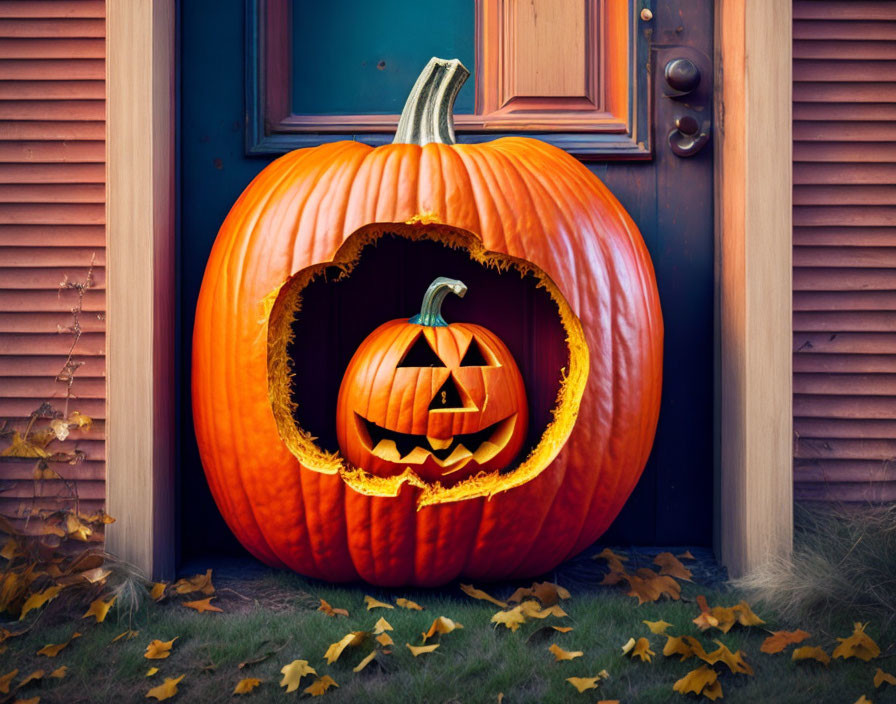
[336, 276, 529, 486]
[192, 59, 663, 586]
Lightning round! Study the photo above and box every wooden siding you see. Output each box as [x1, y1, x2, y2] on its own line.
[0, 0, 105, 529]
[793, 0, 896, 503]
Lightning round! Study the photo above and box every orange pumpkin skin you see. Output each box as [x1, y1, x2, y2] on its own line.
[336, 315, 529, 486]
[192, 138, 663, 585]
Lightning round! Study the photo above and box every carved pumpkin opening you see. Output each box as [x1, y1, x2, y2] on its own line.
[266, 222, 589, 505]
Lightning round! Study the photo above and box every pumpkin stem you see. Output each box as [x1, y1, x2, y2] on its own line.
[393, 57, 470, 146]
[410, 277, 467, 327]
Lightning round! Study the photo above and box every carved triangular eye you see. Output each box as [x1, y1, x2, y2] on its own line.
[459, 339, 490, 367]
[398, 334, 445, 367]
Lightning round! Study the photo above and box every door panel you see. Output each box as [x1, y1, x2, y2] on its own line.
[179, 0, 713, 561]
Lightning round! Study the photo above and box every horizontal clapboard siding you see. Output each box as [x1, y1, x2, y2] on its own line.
[793, 0, 896, 504]
[0, 0, 105, 533]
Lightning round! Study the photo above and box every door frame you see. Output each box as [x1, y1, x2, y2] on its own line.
[105, 0, 791, 580]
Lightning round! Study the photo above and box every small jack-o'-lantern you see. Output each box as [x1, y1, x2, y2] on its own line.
[336, 277, 528, 486]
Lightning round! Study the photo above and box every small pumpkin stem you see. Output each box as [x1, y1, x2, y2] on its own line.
[409, 277, 467, 327]
[393, 57, 470, 146]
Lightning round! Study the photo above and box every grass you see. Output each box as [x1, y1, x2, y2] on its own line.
[3, 548, 895, 704]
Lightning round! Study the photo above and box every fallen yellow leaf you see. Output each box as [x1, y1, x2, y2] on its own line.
[760, 629, 811, 654]
[621, 636, 654, 662]
[673, 665, 721, 700]
[854, 696, 872, 704]
[875, 667, 896, 688]
[491, 606, 527, 632]
[149, 582, 167, 601]
[833, 622, 880, 662]
[317, 598, 348, 617]
[304, 675, 338, 696]
[460, 584, 507, 608]
[18, 670, 44, 688]
[508, 582, 570, 607]
[566, 675, 605, 693]
[83, 596, 116, 623]
[146, 674, 184, 701]
[0, 669, 17, 694]
[407, 643, 440, 657]
[364, 595, 393, 610]
[653, 552, 693, 581]
[622, 571, 681, 604]
[548, 643, 583, 661]
[373, 617, 392, 634]
[233, 677, 262, 694]
[49, 666, 67, 679]
[396, 597, 423, 610]
[678, 550, 696, 560]
[353, 651, 377, 673]
[146, 668, 159, 677]
[144, 638, 177, 660]
[182, 597, 222, 614]
[1, 431, 50, 458]
[279, 660, 316, 693]
[422, 616, 462, 642]
[172, 570, 214, 596]
[643, 619, 674, 635]
[376, 632, 394, 647]
[15, 697, 39, 704]
[519, 600, 568, 619]
[553, 626, 573, 633]
[19, 585, 62, 621]
[593, 548, 628, 574]
[37, 632, 81, 657]
[792, 645, 831, 665]
[111, 630, 139, 643]
[705, 640, 753, 675]
[324, 631, 367, 664]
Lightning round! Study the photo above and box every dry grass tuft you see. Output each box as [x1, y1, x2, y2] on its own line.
[732, 502, 896, 633]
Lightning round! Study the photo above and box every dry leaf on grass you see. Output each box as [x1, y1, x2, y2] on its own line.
[519, 600, 568, 619]
[854, 696, 872, 704]
[643, 619, 674, 635]
[653, 552, 693, 581]
[508, 582, 570, 607]
[693, 598, 764, 633]
[146, 668, 159, 677]
[279, 660, 316, 693]
[15, 697, 39, 704]
[396, 598, 423, 610]
[705, 640, 753, 675]
[621, 637, 654, 662]
[566, 672, 609, 693]
[18, 670, 44, 688]
[460, 584, 507, 608]
[673, 665, 722, 701]
[760, 630, 811, 654]
[875, 668, 896, 688]
[146, 674, 184, 701]
[376, 633, 394, 647]
[172, 570, 214, 596]
[491, 606, 527, 632]
[622, 570, 681, 604]
[111, 630, 139, 643]
[49, 666, 67, 679]
[233, 677, 262, 694]
[833, 622, 880, 662]
[373, 617, 392, 634]
[304, 675, 338, 696]
[792, 646, 831, 665]
[149, 583, 167, 601]
[19, 585, 62, 620]
[422, 616, 462, 642]
[353, 651, 377, 673]
[317, 599, 348, 617]
[0, 669, 17, 694]
[407, 643, 439, 657]
[593, 548, 628, 574]
[144, 638, 177, 660]
[548, 643, 583, 661]
[663, 635, 709, 662]
[37, 632, 80, 657]
[182, 597, 222, 613]
[83, 596, 115, 623]
[364, 595, 393, 610]
[324, 632, 367, 664]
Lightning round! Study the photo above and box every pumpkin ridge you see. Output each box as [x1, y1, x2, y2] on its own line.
[266, 222, 589, 507]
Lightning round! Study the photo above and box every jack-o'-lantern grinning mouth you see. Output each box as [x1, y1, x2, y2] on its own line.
[355, 412, 518, 472]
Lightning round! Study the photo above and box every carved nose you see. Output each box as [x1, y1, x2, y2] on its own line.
[429, 375, 466, 410]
